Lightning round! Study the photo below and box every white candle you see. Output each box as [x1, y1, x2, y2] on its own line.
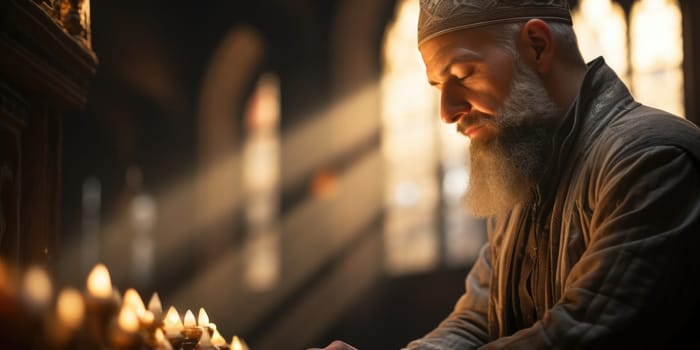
[199, 328, 212, 345]
[211, 328, 227, 347]
[154, 329, 174, 350]
[148, 292, 163, 318]
[163, 306, 183, 336]
[123, 288, 146, 318]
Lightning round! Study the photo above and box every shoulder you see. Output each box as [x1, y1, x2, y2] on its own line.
[579, 106, 700, 200]
[596, 105, 700, 166]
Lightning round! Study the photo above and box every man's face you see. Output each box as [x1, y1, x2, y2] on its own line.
[420, 27, 561, 217]
[420, 28, 515, 145]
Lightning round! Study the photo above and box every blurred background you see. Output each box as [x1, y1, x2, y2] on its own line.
[2, 0, 699, 349]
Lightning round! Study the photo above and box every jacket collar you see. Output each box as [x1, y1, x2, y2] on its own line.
[536, 57, 637, 209]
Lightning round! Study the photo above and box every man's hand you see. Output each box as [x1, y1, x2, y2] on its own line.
[307, 340, 358, 350]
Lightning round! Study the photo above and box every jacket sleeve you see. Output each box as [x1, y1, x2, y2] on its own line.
[403, 243, 492, 350]
[481, 145, 700, 349]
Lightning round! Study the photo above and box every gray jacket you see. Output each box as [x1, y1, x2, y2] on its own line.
[406, 57, 700, 349]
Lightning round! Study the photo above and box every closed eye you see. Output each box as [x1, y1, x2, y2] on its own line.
[451, 74, 471, 89]
[450, 63, 474, 83]
[428, 69, 472, 90]
[428, 80, 443, 90]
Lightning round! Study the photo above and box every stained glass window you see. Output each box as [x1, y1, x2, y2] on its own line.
[573, 0, 685, 117]
[630, 0, 684, 117]
[381, 0, 486, 275]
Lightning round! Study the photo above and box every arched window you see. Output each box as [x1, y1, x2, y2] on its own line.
[196, 26, 281, 292]
[381, 0, 486, 276]
[124, 166, 157, 289]
[573, 0, 684, 117]
[572, 0, 629, 83]
[242, 73, 281, 291]
[630, 0, 684, 117]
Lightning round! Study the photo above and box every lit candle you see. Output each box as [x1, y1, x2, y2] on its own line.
[196, 327, 218, 350]
[181, 309, 203, 350]
[211, 328, 229, 350]
[198, 307, 214, 337]
[123, 289, 146, 317]
[140, 292, 163, 334]
[44, 287, 85, 349]
[154, 328, 174, 350]
[155, 328, 165, 343]
[110, 305, 141, 349]
[84, 264, 119, 349]
[56, 288, 85, 330]
[231, 336, 249, 350]
[148, 292, 163, 319]
[118, 306, 140, 333]
[21, 266, 53, 314]
[123, 288, 156, 329]
[197, 307, 209, 328]
[183, 309, 196, 328]
[86, 264, 112, 298]
[163, 306, 183, 335]
[163, 306, 184, 349]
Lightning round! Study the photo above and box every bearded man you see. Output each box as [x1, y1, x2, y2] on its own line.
[311, 0, 700, 349]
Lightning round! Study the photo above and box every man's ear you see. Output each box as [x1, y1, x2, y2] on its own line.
[518, 19, 554, 73]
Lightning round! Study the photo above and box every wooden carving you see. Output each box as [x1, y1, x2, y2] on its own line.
[31, 0, 92, 46]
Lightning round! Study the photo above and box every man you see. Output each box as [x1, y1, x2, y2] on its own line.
[311, 0, 700, 348]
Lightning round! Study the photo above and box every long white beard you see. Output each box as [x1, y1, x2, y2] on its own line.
[462, 59, 561, 218]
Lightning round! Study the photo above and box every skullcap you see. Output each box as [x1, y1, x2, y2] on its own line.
[418, 0, 572, 46]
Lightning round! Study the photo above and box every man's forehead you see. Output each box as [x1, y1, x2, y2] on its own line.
[420, 29, 487, 65]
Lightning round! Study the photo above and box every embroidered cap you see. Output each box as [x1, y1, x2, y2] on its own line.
[418, 0, 573, 46]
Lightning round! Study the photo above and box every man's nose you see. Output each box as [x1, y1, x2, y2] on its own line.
[439, 83, 470, 124]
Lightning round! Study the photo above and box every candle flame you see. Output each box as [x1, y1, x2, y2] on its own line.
[141, 310, 155, 325]
[199, 328, 212, 345]
[155, 328, 165, 343]
[184, 309, 196, 327]
[211, 328, 227, 346]
[118, 305, 140, 333]
[148, 292, 163, 315]
[163, 306, 183, 334]
[231, 336, 248, 350]
[56, 288, 85, 329]
[197, 307, 210, 327]
[123, 288, 145, 317]
[86, 263, 112, 298]
[156, 329, 175, 350]
[22, 266, 53, 311]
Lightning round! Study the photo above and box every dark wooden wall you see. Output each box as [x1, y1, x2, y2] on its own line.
[0, 0, 97, 270]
